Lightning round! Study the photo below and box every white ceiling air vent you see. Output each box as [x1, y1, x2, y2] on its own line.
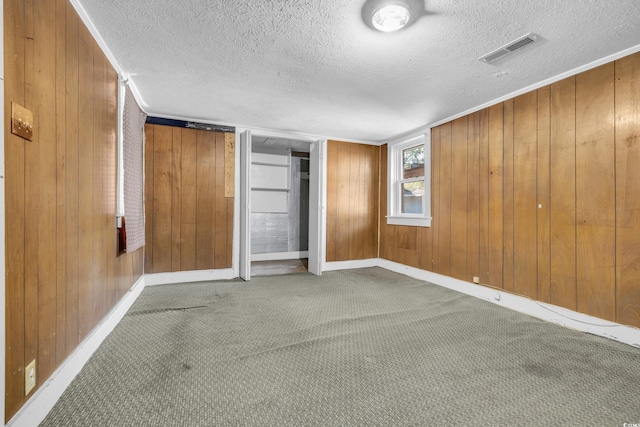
[478, 33, 539, 64]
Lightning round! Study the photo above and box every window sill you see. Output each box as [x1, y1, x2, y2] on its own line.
[386, 216, 432, 227]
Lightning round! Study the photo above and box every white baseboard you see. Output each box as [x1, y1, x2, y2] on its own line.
[251, 251, 309, 262]
[145, 268, 235, 286]
[322, 258, 381, 271]
[6, 275, 147, 427]
[377, 259, 640, 349]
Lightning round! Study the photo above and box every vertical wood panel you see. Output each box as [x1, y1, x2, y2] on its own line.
[512, 92, 538, 298]
[450, 117, 468, 280]
[478, 109, 490, 283]
[144, 124, 154, 272]
[76, 21, 94, 340]
[378, 144, 388, 260]
[326, 141, 338, 261]
[536, 86, 551, 303]
[467, 112, 480, 282]
[91, 44, 105, 323]
[348, 144, 361, 260]
[502, 99, 515, 292]
[335, 142, 351, 261]
[171, 127, 182, 271]
[615, 52, 640, 327]
[214, 132, 228, 268]
[5, 0, 27, 414]
[64, 0, 80, 353]
[576, 63, 616, 320]
[195, 130, 215, 269]
[438, 123, 452, 276]
[430, 127, 441, 272]
[152, 125, 173, 273]
[180, 128, 197, 271]
[23, 0, 39, 396]
[54, 0, 67, 363]
[550, 77, 577, 310]
[487, 104, 504, 288]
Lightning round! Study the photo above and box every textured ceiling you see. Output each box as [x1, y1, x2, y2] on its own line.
[78, 0, 640, 143]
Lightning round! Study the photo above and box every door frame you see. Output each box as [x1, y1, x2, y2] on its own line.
[235, 127, 325, 280]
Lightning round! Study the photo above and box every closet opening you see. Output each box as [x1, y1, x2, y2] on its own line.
[249, 137, 311, 277]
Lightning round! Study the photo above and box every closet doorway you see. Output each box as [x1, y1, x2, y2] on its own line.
[239, 130, 324, 280]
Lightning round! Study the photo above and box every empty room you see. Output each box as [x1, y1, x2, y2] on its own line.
[2, 0, 640, 425]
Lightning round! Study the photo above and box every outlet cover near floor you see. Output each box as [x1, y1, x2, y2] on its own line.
[25, 359, 36, 395]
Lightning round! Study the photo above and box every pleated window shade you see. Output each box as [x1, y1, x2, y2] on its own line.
[122, 86, 147, 252]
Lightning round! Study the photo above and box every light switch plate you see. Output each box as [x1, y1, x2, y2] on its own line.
[11, 102, 34, 141]
[25, 359, 36, 395]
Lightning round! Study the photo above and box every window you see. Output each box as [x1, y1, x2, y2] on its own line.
[387, 132, 431, 227]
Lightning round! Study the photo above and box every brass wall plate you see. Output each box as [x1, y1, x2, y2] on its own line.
[11, 102, 34, 141]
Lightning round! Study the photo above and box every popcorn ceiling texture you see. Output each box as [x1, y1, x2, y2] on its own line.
[79, 0, 640, 142]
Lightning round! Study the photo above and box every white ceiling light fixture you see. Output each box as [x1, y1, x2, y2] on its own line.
[362, 0, 421, 33]
[372, 3, 411, 32]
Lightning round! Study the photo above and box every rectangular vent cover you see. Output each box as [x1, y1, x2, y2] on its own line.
[479, 33, 538, 63]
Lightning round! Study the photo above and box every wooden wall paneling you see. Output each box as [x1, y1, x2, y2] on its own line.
[378, 144, 388, 260]
[4, 0, 144, 418]
[326, 140, 338, 261]
[152, 124, 173, 273]
[195, 130, 215, 269]
[575, 63, 616, 320]
[23, 0, 39, 399]
[348, 144, 361, 260]
[34, 0, 62, 386]
[430, 127, 441, 272]
[450, 117, 468, 280]
[64, 0, 80, 355]
[92, 44, 105, 323]
[477, 109, 490, 283]
[615, 53, 640, 327]
[467, 112, 481, 282]
[5, 0, 27, 414]
[54, 0, 67, 363]
[549, 76, 577, 310]
[536, 86, 551, 303]
[335, 142, 351, 261]
[502, 100, 515, 292]
[373, 146, 381, 259]
[76, 22, 94, 340]
[171, 127, 182, 271]
[487, 103, 504, 288]
[227, 196, 234, 267]
[144, 124, 154, 272]
[437, 122, 452, 276]
[362, 145, 375, 258]
[214, 131, 228, 268]
[180, 128, 197, 271]
[512, 92, 538, 298]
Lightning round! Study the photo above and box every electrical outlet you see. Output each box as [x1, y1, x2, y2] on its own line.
[25, 360, 36, 395]
[472, 276, 480, 284]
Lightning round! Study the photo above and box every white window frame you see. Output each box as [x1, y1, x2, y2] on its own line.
[386, 132, 432, 227]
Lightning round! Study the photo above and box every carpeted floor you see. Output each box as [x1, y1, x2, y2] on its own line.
[41, 268, 640, 426]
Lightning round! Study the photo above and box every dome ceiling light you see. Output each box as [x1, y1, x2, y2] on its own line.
[372, 4, 411, 32]
[362, 0, 424, 33]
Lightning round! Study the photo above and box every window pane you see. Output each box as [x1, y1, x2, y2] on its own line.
[401, 181, 424, 214]
[402, 145, 424, 179]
